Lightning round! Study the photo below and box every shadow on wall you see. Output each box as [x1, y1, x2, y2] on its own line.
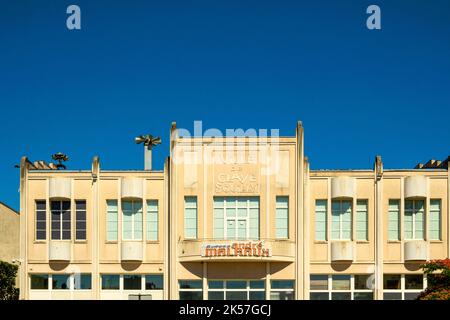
[121, 262, 142, 271]
[331, 262, 352, 272]
[404, 262, 422, 272]
[49, 261, 70, 271]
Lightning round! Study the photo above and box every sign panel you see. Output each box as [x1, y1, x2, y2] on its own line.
[201, 241, 271, 258]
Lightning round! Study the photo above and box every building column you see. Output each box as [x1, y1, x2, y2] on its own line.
[92, 156, 100, 300]
[374, 156, 384, 300]
[295, 121, 304, 299]
[265, 262, 271, 300]
[202, 262, 208, 300]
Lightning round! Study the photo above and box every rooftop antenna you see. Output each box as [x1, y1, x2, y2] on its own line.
[135, 134, 161, 170]
[51, 152, 69, 170]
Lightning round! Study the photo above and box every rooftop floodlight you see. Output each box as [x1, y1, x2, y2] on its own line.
[135, 134, 161, 170]
[51, 152, 69, 170]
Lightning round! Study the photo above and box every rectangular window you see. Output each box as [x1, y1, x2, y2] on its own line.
[52, 275, 70, 290]
[145, 275, 163, 290]
[51, 201, 71, 240]
[429, 199, 441, 240]
[213, 197, 259, 240]
[124, 275, 142, 290]
[275, 197, 289, 239]
[383, 274, 424, 300]
[315, 200, 327, 241]
[75, 200, 86, 240]
[179, 280, 203, 300]
[310, 274, 373, 300]
[270, 280, 294, 300]
[208, 280, 265, 300]
[36, 200, 46, 240]
[106, 200, 118, 241]
[122, 200, 143, 240]
[388, 200, 400, 241]
[404, 200, 425, 240]
[356, 200, 368, 241]
[30, 274, 49, 289]
[331, 200, 352, 240]
[74, 274, 91, 290]
[146, 200, 158, 241]
[184, 197, 198, 239]
[102, 275, 120, 290]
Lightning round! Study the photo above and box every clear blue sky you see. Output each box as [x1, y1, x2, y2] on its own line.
[1, 1, 449, 210]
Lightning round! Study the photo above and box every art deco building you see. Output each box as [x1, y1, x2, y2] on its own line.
[19, 122, 450, 300]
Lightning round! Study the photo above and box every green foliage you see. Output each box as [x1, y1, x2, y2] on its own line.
[0, 260, 19, 300]
[418, 258, 450, 300]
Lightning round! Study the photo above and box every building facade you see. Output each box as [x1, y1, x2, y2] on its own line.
[19, 122, 450, 300]
[0, 201, 20, 288]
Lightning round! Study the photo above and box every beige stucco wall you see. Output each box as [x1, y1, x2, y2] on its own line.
[0, 202, 20, 288]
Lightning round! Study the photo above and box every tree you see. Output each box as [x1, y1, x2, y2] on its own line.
[417, 258, 450, 300]
[0, 260, 19, 300]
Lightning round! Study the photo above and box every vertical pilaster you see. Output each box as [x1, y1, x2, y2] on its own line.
[303, 158, 310, 299]
[92, 156, 100, 299]
[374, 155, 383, 300]
[169, 122, 178, 300]
[19, 157, 28, 300]
[202, 262, 208, 300]
[265, 262, 271, 300]
[295, 121, 304, 299]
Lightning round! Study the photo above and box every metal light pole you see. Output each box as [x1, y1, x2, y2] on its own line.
[135, 134, 161, 170]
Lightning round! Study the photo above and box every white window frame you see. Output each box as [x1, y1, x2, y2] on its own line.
[50, 200, 71, 240]
[35, 200, 47, 241]
[429, 199, 441, 241]
[331, 200, 352, 240]
[309, 274, 374, 300]
[217, 197, 259, 240]
[382, 274, 426, 300]
[29, 274, 92, 291]
[207, 280, 265, 300]
[404, 200, 425, 240]
[122, 200, 143, 241]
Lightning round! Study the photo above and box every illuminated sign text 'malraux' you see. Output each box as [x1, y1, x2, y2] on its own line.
[201, 241, 271, 258]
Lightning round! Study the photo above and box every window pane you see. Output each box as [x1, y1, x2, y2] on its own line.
[249, 280, 265, 289]
[354, 292, 373, 300]
[271, 280, 294, 289]
[315, 200, 327, 241]
[270, 291, 294, 300]
[383, 292, 402, 300]
[331, 292, 351, 300]
[124, 275, 142, 290]
[179, 291, 203, 300]
[405, 292, 421, 300]
[208, 281, 224, 289]
[356, 200, 368, 241]
[102, 275, 120, 290]
[179, 280, 202, 289]
[383, 275, 401, 289]
[405, 275, 423, 290]
[208, 291, 225, 300]
[310, 292, 329, 300]
[354, 275, 372, 290]
[52, 275, 70, 290]
[310, 275, 328, 290]
[226, 281, 246, 289]
[332, 275, 350, 290]
[74, 274, 91, 290]
[226, 291, 247, 300]
[145, 275, 163, 290]
[276, 197, 289, 239]
[30, 274, 48, 289]
[249, 291, 265, 300]
[184, 197, 197, 239]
